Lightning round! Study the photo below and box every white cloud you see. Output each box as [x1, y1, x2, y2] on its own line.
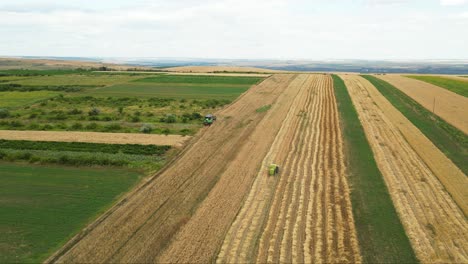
[440, 0, 468, 5]
[0, 0, 467, 59]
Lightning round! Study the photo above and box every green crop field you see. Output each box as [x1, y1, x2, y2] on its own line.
[0, 91, 59, 108]
[134, 74, 262, 85]
[86, 83, 250, 99]
[11, 74, 143, 87]
[405, 75, 468, 97]
[0, 162, 142, 263]
[85, 74, 262, 99]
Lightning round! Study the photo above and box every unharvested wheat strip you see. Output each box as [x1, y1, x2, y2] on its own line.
[216, 75, 310, 263]
[342, 75, 468, 263]
[280, 75, 316, 263]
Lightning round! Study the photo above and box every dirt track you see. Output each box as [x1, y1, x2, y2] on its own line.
[0, 130, 189, 146]
[47, 74, 299, 263]
[376, 74, 468, 134]
[341, 75, 468, 263]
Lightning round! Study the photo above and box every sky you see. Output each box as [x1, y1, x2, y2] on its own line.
[0, 0, 467, 60]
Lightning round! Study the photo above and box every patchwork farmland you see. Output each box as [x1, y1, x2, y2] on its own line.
[1, 65, 467, 263]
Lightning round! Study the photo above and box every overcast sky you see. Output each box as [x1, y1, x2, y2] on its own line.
[0, 0, 467, 60]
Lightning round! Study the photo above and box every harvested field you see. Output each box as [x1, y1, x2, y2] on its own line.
[46, 74, 298, 263]
[157, 75, 308, 263]
[250, 74, 361, 264]
[341, 75, 468, 263]
[376, 74, 468, 133]
[0, 130, 189, 147]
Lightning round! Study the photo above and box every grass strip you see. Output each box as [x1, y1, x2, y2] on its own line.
[363, 75, 467, 175]
[0, 139, 170, 156]
[404, 75, 468, 97]
[332, 75, 418, 263]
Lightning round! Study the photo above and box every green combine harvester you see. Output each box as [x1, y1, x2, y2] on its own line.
[269, 164, 280, 176]
[203, 114, 216, 126]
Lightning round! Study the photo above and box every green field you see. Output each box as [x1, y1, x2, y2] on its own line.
[332, 75, 417, 263]
[0, 91, 59, 108]
[363, 75, 467, 175]
[87, 83, 250, 99]
[86, 74, 262, 99]
[0, 162, 142, 263]
[405, 75, 468, 97]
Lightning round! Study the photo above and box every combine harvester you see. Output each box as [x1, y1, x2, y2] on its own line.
[203, 114, 216, 126]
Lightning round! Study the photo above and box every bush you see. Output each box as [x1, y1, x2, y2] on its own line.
[180, 128, 192, 136]
[160, 114, 176, 123]
[88, 107, 100, 116]
[68, 108, 83, 115]
[140, 124, 153, 134]
[71, 122, 83, 130]
[10, 121, 24, 127]
[85, 122, 98, 130]
[102, 123, 121, 132]
[162, 128, 171, 135]
[28, 123, 40, 130]
[131, 116, 141, 122]
[0, 109, 10, 118]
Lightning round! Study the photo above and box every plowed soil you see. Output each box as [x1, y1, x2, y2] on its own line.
[376, 74, 468, 133]
[216, 75, 361, 263]
[0, 130, 189, 147]
[341, 75, 468, 263]
[46, 74, 299, 263]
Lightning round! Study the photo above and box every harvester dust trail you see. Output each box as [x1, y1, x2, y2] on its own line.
[217, 75, 361, 263]
[341, 75, 468, 263]
[46, 74, 302, 263]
